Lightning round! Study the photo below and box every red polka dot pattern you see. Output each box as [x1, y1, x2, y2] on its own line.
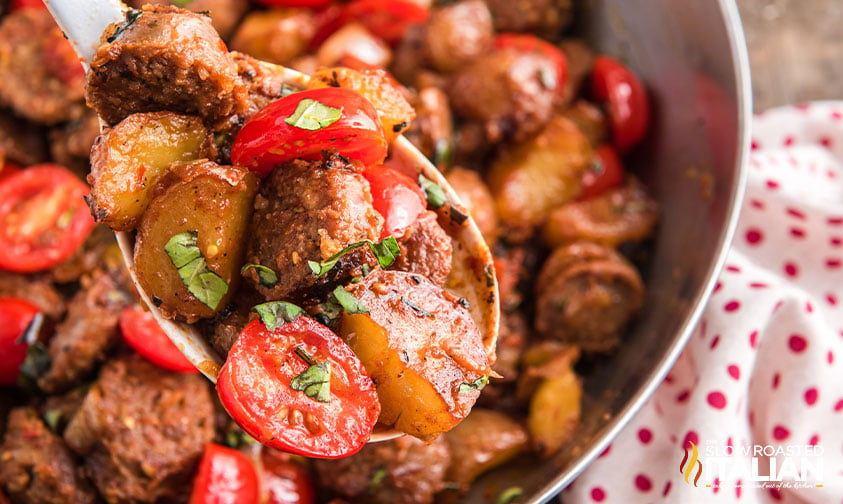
[564, 103, 843, 504]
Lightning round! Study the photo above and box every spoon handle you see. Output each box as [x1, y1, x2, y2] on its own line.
[44, 0, 126, 63]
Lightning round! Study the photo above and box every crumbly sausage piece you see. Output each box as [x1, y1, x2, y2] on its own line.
[47, 225, 119, 285]
[127, 0, 249, 40]
[485, 0, 573, 37]
[37, 270, 133, 394]
[424, 0, 493, 73]
[449, 46, 563, 143]
[0, 272, 65, 320]
[392, 211, 452, 286]
[0, 9, 86, 125]
[63, 356, 215, 503]
[313, 435, 450, 504]
[534, 242, 644, 352]
[49, 110, 101, 178]
[245, 153, 383, 303]
[404, 86, 453, 166]
[86, 5, 248, 126]
[0, 407, 96, 504]
[0, 110, 48, 166]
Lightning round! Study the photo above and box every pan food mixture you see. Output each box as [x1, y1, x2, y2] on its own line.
[0, 0, 658, 502]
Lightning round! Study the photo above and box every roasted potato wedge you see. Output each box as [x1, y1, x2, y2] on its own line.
[527, 364, 582, 457]
[230, 8, 317, 66]
[88, 112, 214, 231]
[134, 161, 257, 323]
[487, 116, 592, 238]
[339, 270, 490, 437]
[443, 409, 528, 489]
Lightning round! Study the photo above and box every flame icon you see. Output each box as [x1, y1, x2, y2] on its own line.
[680, 441, 703, 486]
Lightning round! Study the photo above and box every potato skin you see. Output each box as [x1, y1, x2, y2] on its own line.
[338, 270, 490, 437]
[134, 161, 257, 323]
[88, 112, 213, 231]
[230, 8, 316, 66]
[527, 365, 581, 457]
[487, 116, 592, 239]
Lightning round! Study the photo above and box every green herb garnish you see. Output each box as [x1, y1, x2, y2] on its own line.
[401, 296, 434, 319]
[369, 466, 388, 493]
[458, 375, 489, 394]
[308, 236, 400, 277]
[107, 9, 142, 43]
[241, 264, 279, 288]
[164, 231, 228, 310]
[496, 486, 523, 504]
[290, 348, 331, 403]
[418, 174, 447, 209]
[17, 342, 50, 391]
[332, 286, 369, 315]
[253, 301, 305, 332]
[43, 410, 62, 432]
[285, 98, 343, 131]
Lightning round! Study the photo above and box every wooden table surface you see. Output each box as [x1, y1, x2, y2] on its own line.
[737, 0, 843, 111]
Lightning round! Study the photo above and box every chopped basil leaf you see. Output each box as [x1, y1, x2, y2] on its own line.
[279, 83, 297, 97]
[449, 205, 469, 226]
[496, 486, 523, 504]
[285, 98, 343, 131]
[43, 410, 62, 432]
[223, 423, 257, 448]
[241, 264, 279, 287]
[458, 375, 489, 394]
[165, 231, 228, 310]
[369, 236, 400, 269]
[17, 342, 50, 391]
[309, 237, 401, 277]
[314, 299, 342, 328]
[253, 301, 305, 332]
[369, 466, 387, 493]
[433, 138, 452, 166]
[151, 296, 163, 307]
[171, 0, 192, 6]
[290, 348, 331, 403]
[418, 174, 447, 209]
[333, 286, 369, 315]
[107, 9, 142, 43]
[401, 296, 434, 319]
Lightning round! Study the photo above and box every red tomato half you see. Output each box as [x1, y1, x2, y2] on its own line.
[0, 162, 21, 183]
[252, 0, 332, 7]
[261, 451, 316, 504]
[119, 306, 197, 373]
[591, 56, 650, 152]
[579, 144, 625, 200]
[494, 34, 568, 92]
[0, 297, 41, 386]
[363, 165, 426, 239]
[189, 444, 260, 504]
[0, 164, 95, 273]
[9, 0, 46, 10]
[231, 88, 387, 177]
[217, 317, 380, 458]
[312, 0, 429, 48]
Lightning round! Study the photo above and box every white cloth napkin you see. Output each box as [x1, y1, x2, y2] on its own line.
[562, 102, 843, 504]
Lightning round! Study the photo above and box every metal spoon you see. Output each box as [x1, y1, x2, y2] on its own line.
[45, 0, 499, 443]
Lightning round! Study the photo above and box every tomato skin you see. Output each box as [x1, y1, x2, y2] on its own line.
[189, 444, 260, 504]
[252, 0, 333, 7]
[0, 162, 21, 183]
[494, 34, 568, 93]
[363, 165, 426, 239]
[119, 306, 197, 373]
[312, 0, 429, 48]
[217, 317, 380, 459]
[231, 88, 387, 177]
[0, 164, 95, 273]
[590, 56, 650, 152]
[261, 452, 316, 504]
[9, 0, 46, 10]
[579, 144, 625, 200]
[0, 297, 40, 386]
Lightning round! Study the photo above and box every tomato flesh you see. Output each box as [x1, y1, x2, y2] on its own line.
[579, 144, 625, 200]
[312, 0, 429, 48]
[363, 165, 426, 239]
[0, 297, 41, 386]
[231, 88, 387, 177]
[189, 444, 260, 504]
[217, 317, 380, 458]
[591, 56, 650, 152]
[252, 0, 333, 7]
[0, 164, 95, 273]
[119, 306, 197, 373]
[261, 451, 316, 504]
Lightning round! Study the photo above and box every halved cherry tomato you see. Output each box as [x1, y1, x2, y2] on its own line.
[579, 144, 625, 200]
[494, 34, 568, 93]
[261, 451, 316, 504]
[9, 0, 46, 11]
[0, 164, 95, 273]
[189, 444, 260, 504]
[119, 306, 197, 373]
[591, 56, 650, 152]
[231, 88, 387, 177]
[312, 0, 429, 48]
[217, 317, 380, 458]
[0, 297, 41, 386]
[0, 161, 21, 183]
[252, 0, 333, 7]
[363, 165, 426, 239]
